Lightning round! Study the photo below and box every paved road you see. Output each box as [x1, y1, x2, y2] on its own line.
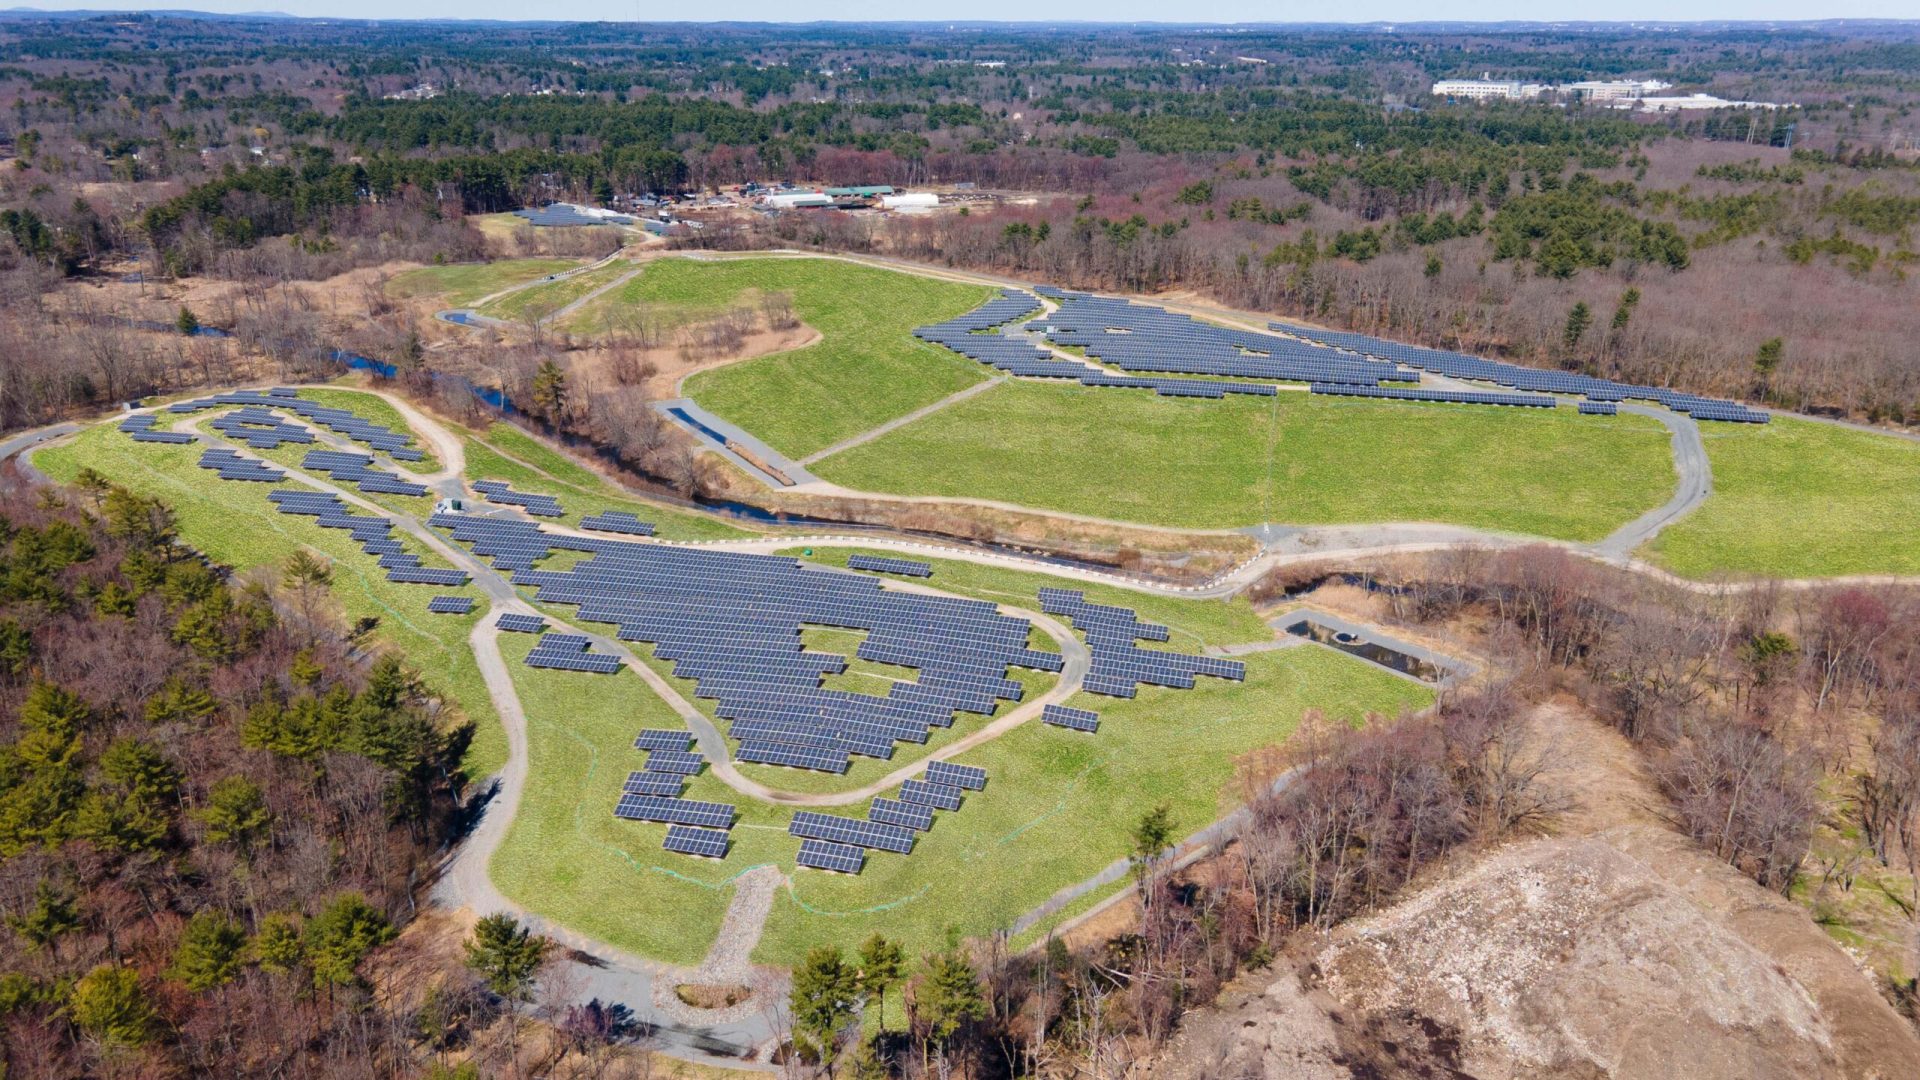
[654, 397, 819, 486]
[1594, 404, 1711, 559]
[0, 422, 78, 482]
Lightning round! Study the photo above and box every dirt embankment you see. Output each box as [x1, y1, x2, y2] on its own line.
[1153, 705, 1920, 1080]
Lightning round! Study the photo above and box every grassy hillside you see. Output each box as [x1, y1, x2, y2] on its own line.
[658, 257, 994, 458]
[814, 380, 1677, 541]
[1644, 416, 1920, 578]
[385, 257, 583, 307]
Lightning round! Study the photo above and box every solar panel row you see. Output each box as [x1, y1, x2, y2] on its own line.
[472, 479, 564, 518]
[580, 510, 657, 536]
[664, 825, 730, 859]
[847, 554, 933, 578]
[632, 729, 693, 752]
[1269, 320, 1771, 423]
[796, 838, 865, 874]
[166, 389, 431, 453]
[926, 760, 987, 791]
[790, 810, 916, 853]
[1042, 703, 1101, 733]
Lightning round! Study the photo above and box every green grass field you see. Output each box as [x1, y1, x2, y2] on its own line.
[1644, 417, 1920, 578]
[386, 258, 583, 307]
[654, 258, 995, 458]
[813, 381, 1677, 541]
[486, 632, 742, 967]
[463, 424, 753, 541]
[36, 423, 506, 778]
[475, 260, 635, 324]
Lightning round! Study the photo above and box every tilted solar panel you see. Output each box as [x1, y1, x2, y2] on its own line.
[796, 838, 865, 874]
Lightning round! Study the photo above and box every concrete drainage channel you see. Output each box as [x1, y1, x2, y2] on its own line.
[1273, 610, 1473, 687]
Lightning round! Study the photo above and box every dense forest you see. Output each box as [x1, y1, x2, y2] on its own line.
[0, 468, 484, 1075]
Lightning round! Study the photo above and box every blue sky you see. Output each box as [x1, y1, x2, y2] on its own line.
[14, 2, 1919, 22]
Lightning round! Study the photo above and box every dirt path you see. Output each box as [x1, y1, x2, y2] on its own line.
[797, 375, 1008, 466]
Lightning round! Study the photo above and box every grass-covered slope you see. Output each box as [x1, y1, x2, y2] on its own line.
[1645, 416, 1920, 578]
[660, 257, 995, 458]
[385, 257, 583, 307]
[814, 381, 1677, 541]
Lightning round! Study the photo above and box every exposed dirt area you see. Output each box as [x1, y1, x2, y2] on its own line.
[607, 320, 821, 400]
[674, 984, 753, 1009]
[1152, 703, 1920, 1080]
[739, 485, 1261, 580]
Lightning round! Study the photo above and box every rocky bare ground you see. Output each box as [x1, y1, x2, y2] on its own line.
[1152, 707, 1920, 1080]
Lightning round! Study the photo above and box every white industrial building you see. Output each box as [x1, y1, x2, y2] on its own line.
[1433, 76, 1789, 113]
[1431, 79, 1544, 101]
[880, 192, 939, 211]
[1563, 79, 1672, 102]
[765, 191, 833, 209]
[1630, 93, 1791, 112]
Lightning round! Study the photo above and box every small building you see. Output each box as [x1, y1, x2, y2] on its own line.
[824, 185, 895, 198]
[766, 192, 834, 210]
[880, 192, 939, 210]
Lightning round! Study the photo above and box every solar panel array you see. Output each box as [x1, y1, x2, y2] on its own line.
[165, 389, 433, 453]
[1578, 401, 1619, 416]
[900, 778, 964, 811]
[775, 753, 989, 874]
[472, 480, 563, 518]
[913, 290, 1277, 399]
[197, 447, 285, 483]
[663, 825, 730, 859]
[497, 613, 548, 633]
[644, 749, 706, 775]
[1042, 703, 1101, 733]
[209, 408, 315, 450]
[868, 796, 936, 831]
[623, 770, 688, 797]
[847, 554, 932, 578]
[926, 760, 987, 791]
[302, 449, 430, 498]
[633, 729, 693, 752]
[580, 510, 656, 536]
[525, 632, 623, 674]
[613, 795, 736, 829]
[1038, 588, 1246, 698]
[427, 595, 474, 614]
[1309, 384, 1557, 409]
[429, 513, 1071, 776]
[790, 810, 916, 853]
[1036, 291, 1417, 390]
[267, 489, 413, 564]
[796, 838, 865, 874]
[1269, 320, 1770, 423]
[119, 414, 197, 444]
